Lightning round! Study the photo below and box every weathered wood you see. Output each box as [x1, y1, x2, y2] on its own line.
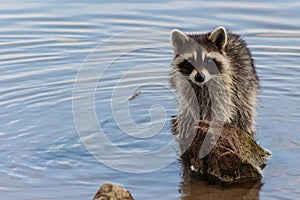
[93, 183, 134, 200]
[179, 120, 270, 184]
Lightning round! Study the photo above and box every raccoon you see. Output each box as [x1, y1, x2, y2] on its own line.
[170, 27, 259, 139]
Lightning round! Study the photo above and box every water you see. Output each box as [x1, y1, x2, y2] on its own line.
[1, 1, 300, 199]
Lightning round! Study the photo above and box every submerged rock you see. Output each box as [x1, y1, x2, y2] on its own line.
[180, 120, 270, 184]
[93, 183, 134, 200]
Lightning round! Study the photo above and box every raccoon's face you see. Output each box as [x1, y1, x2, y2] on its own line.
[171, 27, 228, 86]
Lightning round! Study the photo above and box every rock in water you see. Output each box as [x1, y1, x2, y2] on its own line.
[180, 120, 270, 184]
[93, 183, 134, 200]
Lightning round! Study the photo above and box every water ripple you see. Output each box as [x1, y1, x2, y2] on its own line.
[0, 0, 300, 199]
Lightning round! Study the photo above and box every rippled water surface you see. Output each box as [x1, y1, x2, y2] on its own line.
[1, 1, 300, 199]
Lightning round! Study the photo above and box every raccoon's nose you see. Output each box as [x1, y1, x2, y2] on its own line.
[194, 72, 205, 83]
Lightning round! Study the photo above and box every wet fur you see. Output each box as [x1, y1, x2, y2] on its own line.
[170, 28, 259, 137]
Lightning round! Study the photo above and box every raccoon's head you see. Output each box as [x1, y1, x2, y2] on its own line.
[171, 27, 228, 86]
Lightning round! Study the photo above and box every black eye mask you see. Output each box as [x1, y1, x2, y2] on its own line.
[177, 59, 195, 76]
[204, 57, 223, 74]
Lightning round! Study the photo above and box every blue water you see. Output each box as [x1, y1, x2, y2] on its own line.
[1, 1, 300, 199]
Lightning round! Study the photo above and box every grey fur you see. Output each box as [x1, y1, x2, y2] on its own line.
[170, 27, 259, 138]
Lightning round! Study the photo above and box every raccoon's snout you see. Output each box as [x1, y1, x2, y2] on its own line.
[195, 72, 205, 83]
[189, 69, 209, 85]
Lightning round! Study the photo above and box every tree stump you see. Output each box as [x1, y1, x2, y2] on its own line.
[179, 120, 270, 184]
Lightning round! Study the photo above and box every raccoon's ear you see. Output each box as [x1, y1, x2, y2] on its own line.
[209, 26, 227, 50]
[171, 29, 190, 53]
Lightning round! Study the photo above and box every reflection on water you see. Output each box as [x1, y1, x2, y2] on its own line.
[180, 167, 261, 200]
[0, 0, 300, 199]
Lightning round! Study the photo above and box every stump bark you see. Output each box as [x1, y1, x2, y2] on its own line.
[179, 120, 270, 184]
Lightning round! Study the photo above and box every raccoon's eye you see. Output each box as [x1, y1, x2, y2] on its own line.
[204, 58, 214, 67]
[178, 59, 195, 76]
[204, 57, 220, 74]
[187, 58, 193, 63]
